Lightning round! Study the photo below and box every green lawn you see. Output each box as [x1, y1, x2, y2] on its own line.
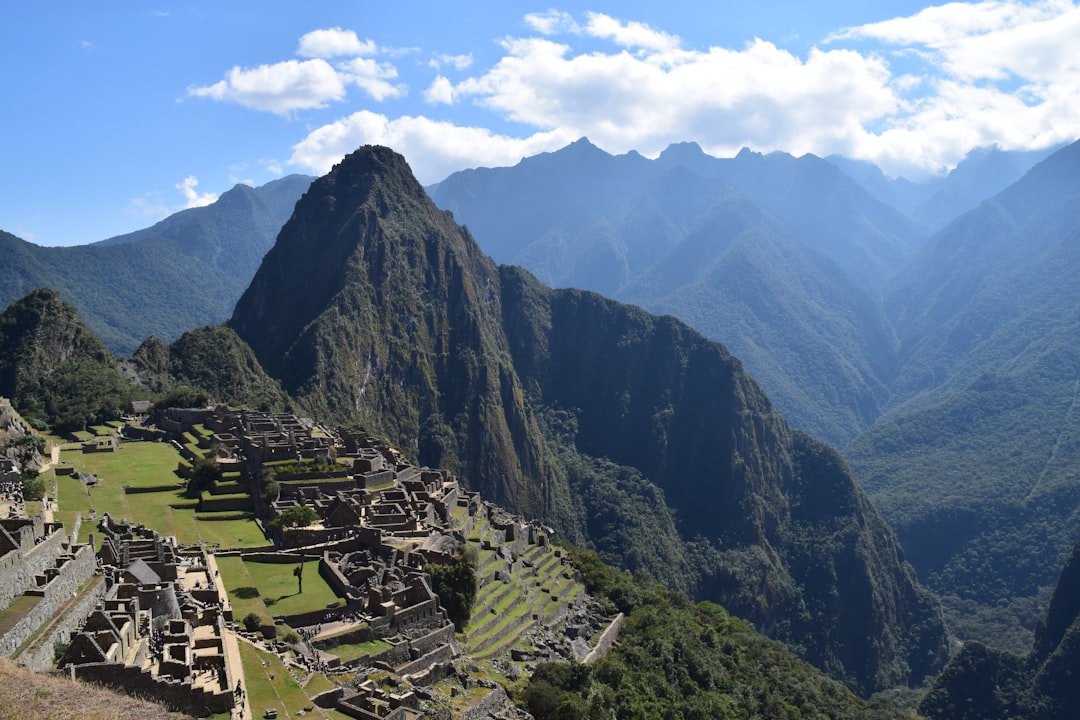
[323, 638, 391, 663]
[60, 442, 181, 489]
[52, 442, 266, 549]
[0, 595, 42, 636]
[217, 557, 343, 627]
[237, 639, 336, 719]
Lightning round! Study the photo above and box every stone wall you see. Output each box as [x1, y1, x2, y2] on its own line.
[461, 687, 518, 720]
[0, 525, 71, 606]
[73, 662, 234, 716]
[14, 576, 109, 671]
[0, 544, 98, 657]
[583, 613, 624, 665]
[395, 643, 455, 677]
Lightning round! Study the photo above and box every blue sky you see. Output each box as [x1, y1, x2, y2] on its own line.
[3, 1, 1078, 246]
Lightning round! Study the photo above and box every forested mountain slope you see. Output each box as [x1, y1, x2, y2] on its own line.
[920, 540, 1080, 720]
[428, 140, 911, 446]
[0, 175, 311, 355]
[846, 139, 1080, 650]
[230, 145, 947, 695]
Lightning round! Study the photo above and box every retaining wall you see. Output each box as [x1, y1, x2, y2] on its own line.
[72, 662, 234, 716]
[0, 525, 72, 607]
[0, 544, 98, 657]
[13, 575, 109, 671]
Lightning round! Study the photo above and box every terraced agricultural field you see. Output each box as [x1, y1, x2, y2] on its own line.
[52, 440, 266, 549]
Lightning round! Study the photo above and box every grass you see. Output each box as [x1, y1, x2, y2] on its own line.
[237, 639, 335, 719]
[322, 638, 392, 663]
[216, 556, 274, 628]
[52, 442, 266, 549]
[0, 595, 43, 636]
[0, 657, 192, 720]
[217, 557, 344, 624]
[243, 559, 342, 616]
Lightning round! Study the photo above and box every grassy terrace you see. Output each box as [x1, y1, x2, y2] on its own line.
[323, 637, 392, 663]
[237, 638, 353, 720]
[0, 595, 42, 637]
[217, 556, 343, 627]
[455, 512, 586, 662]
[52, 441, 266, 549]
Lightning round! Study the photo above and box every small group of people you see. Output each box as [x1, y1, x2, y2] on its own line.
[0, 478, 24, 510]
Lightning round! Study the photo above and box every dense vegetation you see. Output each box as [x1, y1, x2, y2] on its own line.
[0, 288, 137, 431]
[425, 552, 478, 630]
[518, 548, 911, 720]
[919, 540, 1080, 720]
[430, 137, 1080, 652]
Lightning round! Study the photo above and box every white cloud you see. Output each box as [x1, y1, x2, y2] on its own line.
[424, 76, 456, 105]
[339, 57, 405, 100]
[428, 53, 474, 71]
[449, 35, 898, 162]
[188, 58, 347, 115]
[176, 176, 218, 208]
[584, 12, 680, 52]
[192, 7, 1080, 180]
[298, 27, 376, 58]
[524, 10, 578, 35]
[190, 27, 404, 112]
[289, 110, 573, 184]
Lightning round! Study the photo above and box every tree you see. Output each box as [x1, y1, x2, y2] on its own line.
[270, 505, 319, 548]
[186, 456, 221, 498]
[269, 505, 319, 530]
[427, 551, 478, 630]
[293, 563, 304, 594]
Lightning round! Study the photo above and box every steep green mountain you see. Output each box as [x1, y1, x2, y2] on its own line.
[919, 540, 1080, 720]
[618, 188, 897, 444]
[0, 175, 311, 355]
[127, 326, 290, 412]
[846, 139, 1080, 651]
[230, 145, 947, 695]
[522, 548, 912, 720]
[428, 140, 912, 446]
[0, 288, 136, 431]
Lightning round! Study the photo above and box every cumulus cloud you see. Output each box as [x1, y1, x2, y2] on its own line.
[189, 26, 402, 113]
[584, 12, 681, 52]
[339, 57, 405, 100]
[176, 176, 218, 208]
[289, 110, 573, 184]
[524, 10, 579, 35]
[447, 34, 898, 162]
[197, 6, 1080, 180]
[298, 27, 377, 58]
[407, 3, 1080, 179]
[187, 59, 347, 115]
[425, 76, 457, 105]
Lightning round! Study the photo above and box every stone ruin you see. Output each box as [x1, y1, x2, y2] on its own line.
[56, 516, 240, 717]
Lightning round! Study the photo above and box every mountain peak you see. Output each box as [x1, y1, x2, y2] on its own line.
[658, 141, 706, 164]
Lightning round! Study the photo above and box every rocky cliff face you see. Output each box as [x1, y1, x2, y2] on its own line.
[229, 145, 946, 694]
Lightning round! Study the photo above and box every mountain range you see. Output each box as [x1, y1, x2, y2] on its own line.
[2, 135, 1077, 695]
[0, 174, 312, 355]
[0, 147, 952, 697]
[426, 138, 1080, 654]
